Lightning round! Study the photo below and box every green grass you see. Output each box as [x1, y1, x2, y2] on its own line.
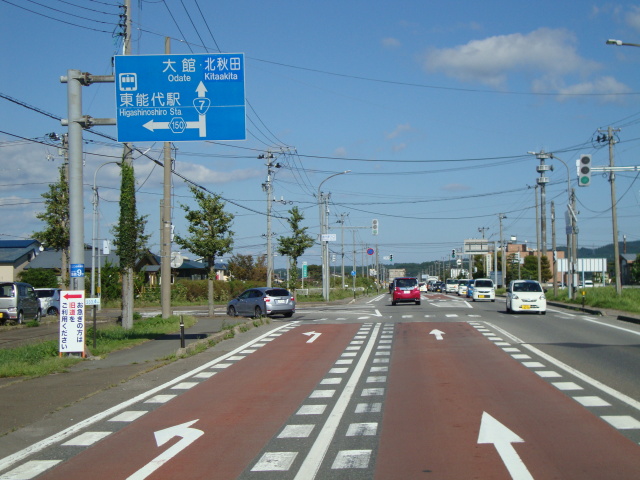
[0, 314, 198, 378]
[545, 286, 640, 314]
[0, 341, 81, 378]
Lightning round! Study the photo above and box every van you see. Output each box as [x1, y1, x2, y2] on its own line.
[0, 282, 42, 324]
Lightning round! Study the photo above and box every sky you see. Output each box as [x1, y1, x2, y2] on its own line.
[2, 0, 640, 271]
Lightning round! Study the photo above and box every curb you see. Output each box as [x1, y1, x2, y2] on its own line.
[174, 317, 266, 357]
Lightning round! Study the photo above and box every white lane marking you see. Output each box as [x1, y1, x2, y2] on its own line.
[144, 395, 176, 404]
[345, 423, 377, 436]
[355, 403, 382, 413]
[600, 415, 640, 429]
[576, 316, 640, 337]
[252, 452, 298, 471]
[62, 431, 111, 446]
[523, 343, 640, 412]
[296, 405, 327, 415]
[278, 425, 315, 439]
[0, 323, 298, 473]
[552, 382, 583, 391]
[109, 411, 147, 422]
[331, 450, 371, 469]
[572, 396, 611, 407]
[294, 323, 381, 480]
[0, 460, 62, 479]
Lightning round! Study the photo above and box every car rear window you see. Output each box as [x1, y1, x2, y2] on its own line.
[265, 289, 291, 297]
[395, 278, 417, 288]
[36, 290, 54, 298]
[475, 280, 493, 288]
[513, 282, 542, 292]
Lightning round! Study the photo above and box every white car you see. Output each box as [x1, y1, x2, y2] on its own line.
[506, 280, 546, 315]
[457, 280, 469, 296]
[472, 278, 495, 302]
[445, 279, 459, 293]
[34, 288, 62, 316]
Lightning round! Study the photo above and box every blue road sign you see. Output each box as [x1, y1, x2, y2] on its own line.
[70, 264, 85, 278]
[115, 53, 246, 142]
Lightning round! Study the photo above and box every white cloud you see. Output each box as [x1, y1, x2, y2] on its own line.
[386, 123, 411, 139]
[392, 143, 407, 152]
[174, 161, 262, 183]
[422, 28, 599, 88]
[382, 37, 402, 48]
[626, 6, 640, 31]
[532, 75, 632, 102]
[333, 147, 348, 157]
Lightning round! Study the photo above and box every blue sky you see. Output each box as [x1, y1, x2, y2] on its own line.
[2, 1, 640, 269]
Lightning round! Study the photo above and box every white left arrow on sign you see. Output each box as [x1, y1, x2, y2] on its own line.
[127, 419, 204, 480]
[477, 412, 533, 480]
[302, 331, 322, 343]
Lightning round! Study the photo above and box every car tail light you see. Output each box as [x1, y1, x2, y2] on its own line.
[290, 297, 295, 301]
[264, 297, 271, 302]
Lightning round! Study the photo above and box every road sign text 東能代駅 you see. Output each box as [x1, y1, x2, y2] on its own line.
[115, 53, 246, 143]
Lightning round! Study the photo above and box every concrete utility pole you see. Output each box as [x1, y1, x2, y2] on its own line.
[535, 186, 541, 283]
[260, 151, 276, 287]
[161, 36, 173, 319]
[599, 126, 622, 295]
[551, 201, 558, 297]
[498, 213, 506, 287]
[534, 150, 552, 257]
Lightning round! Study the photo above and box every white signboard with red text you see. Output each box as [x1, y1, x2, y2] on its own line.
[59, 290, 85, 354]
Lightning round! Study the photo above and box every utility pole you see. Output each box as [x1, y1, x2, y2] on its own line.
[161, 36, 173, 319]
[535, 151, 552, 258]
[499, 213, 506, 287]
[551, 201, 558, 297]
[260, 151, 276, 287]
[535, 185, 541, 283]
[599, 126, 622, 294]
[338, 213, 348, 288]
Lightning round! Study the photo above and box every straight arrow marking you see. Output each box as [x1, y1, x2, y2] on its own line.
[430, 329, 445, 340]
[478, 412, 533, 480]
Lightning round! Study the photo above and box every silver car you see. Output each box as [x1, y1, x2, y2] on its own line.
[227, 287, 295, 318]
[0, 282, 41, 324]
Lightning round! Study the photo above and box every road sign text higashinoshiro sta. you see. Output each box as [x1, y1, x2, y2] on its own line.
[115, 53, 246, 142]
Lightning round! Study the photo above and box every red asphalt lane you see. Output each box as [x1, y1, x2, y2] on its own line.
[375, 322, 640, 479]
[40, 323, 360, 480]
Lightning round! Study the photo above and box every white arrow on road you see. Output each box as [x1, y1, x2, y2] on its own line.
[429, 329, 445, 340]
[127, 419, 204, 480]
[477, 412, 533, 480]
[302, 331, 322, 343]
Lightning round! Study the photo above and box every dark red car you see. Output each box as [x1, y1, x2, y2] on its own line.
[392, 277, 421, 306]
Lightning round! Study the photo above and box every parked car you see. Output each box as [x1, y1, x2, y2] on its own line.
[445, 278, 459, 293]
[0, 282, 41, 324]
[392, 277, 421, 306]
[506, 279, 546, 314]
[579, 280, 594, 288]
[227, 287, 295, 318]
[457, 279, 469, 296]
[34, 288, 62, 316]
[471, 278, 495, 302]
[465, 279, 476, 298]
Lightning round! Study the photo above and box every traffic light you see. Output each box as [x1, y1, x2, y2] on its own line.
[578, 154, 592, 187]
[390, 254, 393, 262]
[372, 218, 379, 235]
[451, 249, 456, 259]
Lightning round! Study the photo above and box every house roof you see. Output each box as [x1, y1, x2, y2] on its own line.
[621, 253, 638, 263]
[25, 250, 120, 270]
[0, 240, 40, 264]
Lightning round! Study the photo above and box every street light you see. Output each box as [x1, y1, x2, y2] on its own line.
[318, 170, 350, 301]
[606, 39, 640, 47]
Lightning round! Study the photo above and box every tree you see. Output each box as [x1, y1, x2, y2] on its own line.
[174, 185, 234, 316]
[630, 254, 640, 284]
[276, 206, 314, 289]
[33, 165, 70, 285]
[228, 254, 266, 281]
[111, 161, 149, 329]
[18, 268, 58, 288]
